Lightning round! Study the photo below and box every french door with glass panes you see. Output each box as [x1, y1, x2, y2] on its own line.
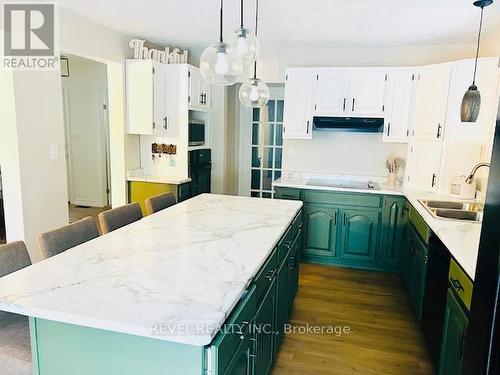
[250, 97, 284, 198]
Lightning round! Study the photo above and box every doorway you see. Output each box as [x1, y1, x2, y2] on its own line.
[239, 86, 285, 198]
[61, 55, 111, 222]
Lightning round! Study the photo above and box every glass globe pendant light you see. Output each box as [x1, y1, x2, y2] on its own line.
[229, 0, 259, 65]
[460, 0, 493, 122]
[239, 0, 269, 108]
[200, 0, 243, 86]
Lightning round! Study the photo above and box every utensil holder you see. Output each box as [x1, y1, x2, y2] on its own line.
[388, 172, 397, 186]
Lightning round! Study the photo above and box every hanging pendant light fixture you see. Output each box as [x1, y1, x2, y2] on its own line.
[461, 0, 493, 122]
[239, 0, 269, 108]
[229, 0, 259, 65]
[200, 0, 242, 86]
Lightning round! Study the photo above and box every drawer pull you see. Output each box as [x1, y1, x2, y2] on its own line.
[450, 277, 464, 292]
[265, 269, 276, 281]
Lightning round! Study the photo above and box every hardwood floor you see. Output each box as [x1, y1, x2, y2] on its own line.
[272, 263, 435, 375]
[68, 204, 109, 223]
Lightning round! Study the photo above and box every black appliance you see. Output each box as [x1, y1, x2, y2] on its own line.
[188, 120, 205, 146]
[188, 149, 211, 197]
[422, 234, 451, 366]
[313, 116, 384, 132]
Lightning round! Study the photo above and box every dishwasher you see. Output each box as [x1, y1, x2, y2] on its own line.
[421, 234, 451, 366]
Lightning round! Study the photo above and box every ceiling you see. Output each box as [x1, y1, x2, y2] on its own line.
[56, 0, 500, 50]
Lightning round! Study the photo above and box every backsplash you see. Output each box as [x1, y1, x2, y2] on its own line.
[139, 135, 188, 178]
[282, 131, 407, 178]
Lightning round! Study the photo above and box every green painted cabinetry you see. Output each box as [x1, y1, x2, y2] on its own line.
[223, 330, 254, 375]
[339, 209, 379, 265]
[438, 290, 469, 375]
[275, 187, 406, 272]
[403, 223, 429, 319]
[303, 205, 337, 258]
[380, 197, 408, 270]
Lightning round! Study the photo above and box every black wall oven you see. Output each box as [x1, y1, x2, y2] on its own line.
[188, 120, 205, 146]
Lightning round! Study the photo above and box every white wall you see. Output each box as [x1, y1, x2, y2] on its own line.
[63, 55, 109, 207]
[283, 133, 407, 177]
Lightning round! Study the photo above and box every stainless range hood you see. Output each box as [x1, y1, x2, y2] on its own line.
[313, 116, 384, 133]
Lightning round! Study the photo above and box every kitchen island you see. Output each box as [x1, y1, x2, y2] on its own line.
[0, 194, 303, 375]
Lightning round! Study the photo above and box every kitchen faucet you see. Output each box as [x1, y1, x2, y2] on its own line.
[465, 162, 490, 184]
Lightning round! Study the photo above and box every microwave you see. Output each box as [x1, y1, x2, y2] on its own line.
[188, 120, 205, 146]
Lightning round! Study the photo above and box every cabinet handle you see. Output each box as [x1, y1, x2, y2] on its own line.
[431, 173, 437, 188]
[458, 331, 466, 360]
[436, 123, 442, 139]
[199, 93, 203, 105]
[343, 212, 347, 226]
[352, 98, 355, 112]
[387, 122, 391, 136]
[163, 116, 168, 130]
[265, 269, 276, 281]
[450, 277, 464, 293]
[334, 212, 337, 226]
[306, 120, 310, 134]
[343, 98, 346, 111]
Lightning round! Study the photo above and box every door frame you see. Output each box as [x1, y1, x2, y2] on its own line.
[238, 85, 284, 196]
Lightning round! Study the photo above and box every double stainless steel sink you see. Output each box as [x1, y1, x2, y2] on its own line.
[418, 199, 484, 223]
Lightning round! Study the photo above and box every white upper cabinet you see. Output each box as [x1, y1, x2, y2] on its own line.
[283, 69, 315, 139]
[152, 63, 167, 136]
[405, 141, 443, 192]
[314, 69, 386, 117]
[314, 71, 350, 115]
[412, 64, 452, 141]
[445, 57, 499, 144]
[349, 71, 386, 116]
[188, 66, 211, 111]
[383, 70, 416, 143]
[126, 59, 155, 135]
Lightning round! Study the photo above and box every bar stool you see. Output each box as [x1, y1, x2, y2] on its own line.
[145, 192, 177, 215]
[98, 203, 143, 234]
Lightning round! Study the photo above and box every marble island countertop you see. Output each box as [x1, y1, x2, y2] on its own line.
[274, 174, 481, 280]
[0, 194, 302, 346]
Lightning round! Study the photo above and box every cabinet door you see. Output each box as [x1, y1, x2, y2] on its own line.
[446, 57, 499, 143]
[379, 197, 407, 269]
[188, 66, 203, 110]
[254, 278, 276, 375]
[401, 216, 413, 287]
[410, 232, 428, 319]
[283, 70, 315, 139]
[289, 230, 301, 306]
[126, 59, 154, 135]
[349, 71, 386, 117]
[412, 64, 451, 141]
[223, 332, 253, 375]
[339, 209, 379, 264]
[152, 62, 167, 135]
[275, 255, 291, 353]
[314, 71, 349, 116]
[406, 141, 442, 192]
[303, 205, 338, 258]
[383, 70, 415, 142]
[163, 65, 181, 138]
[438, 290, 468, 375]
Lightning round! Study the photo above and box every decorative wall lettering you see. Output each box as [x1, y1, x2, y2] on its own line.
[129, 39, 188, 64]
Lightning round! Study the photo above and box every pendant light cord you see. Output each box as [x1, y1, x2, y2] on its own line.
[472, 6, 485, 85]
[240, 0, 244, 28]
[219, 0, 223, 43]
[253, 0, 259, 79]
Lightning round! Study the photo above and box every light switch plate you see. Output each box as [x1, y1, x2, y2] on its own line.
[50, 145, 59, 160]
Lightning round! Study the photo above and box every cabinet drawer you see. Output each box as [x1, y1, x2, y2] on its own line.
[449, 260, 473, 311]
[254, 249, 278, 305]
[275, 187, 301, 200]
[303, 190, 381, 208]
[210, 284, 257, 374]
[409, 205, 431, 244]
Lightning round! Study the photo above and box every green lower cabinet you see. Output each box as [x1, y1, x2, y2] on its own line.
[339, 209, 379, 265]
[438, 290, 469, 375]
[380, 197, 407, 270]
[404, 224, 429, 319]
[253, 279, 277, 375]
[303, 205, 337, 258]
[223, 330, 254, 375]
[274, 249, 291, 352]
[289, 230, 301, 305]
